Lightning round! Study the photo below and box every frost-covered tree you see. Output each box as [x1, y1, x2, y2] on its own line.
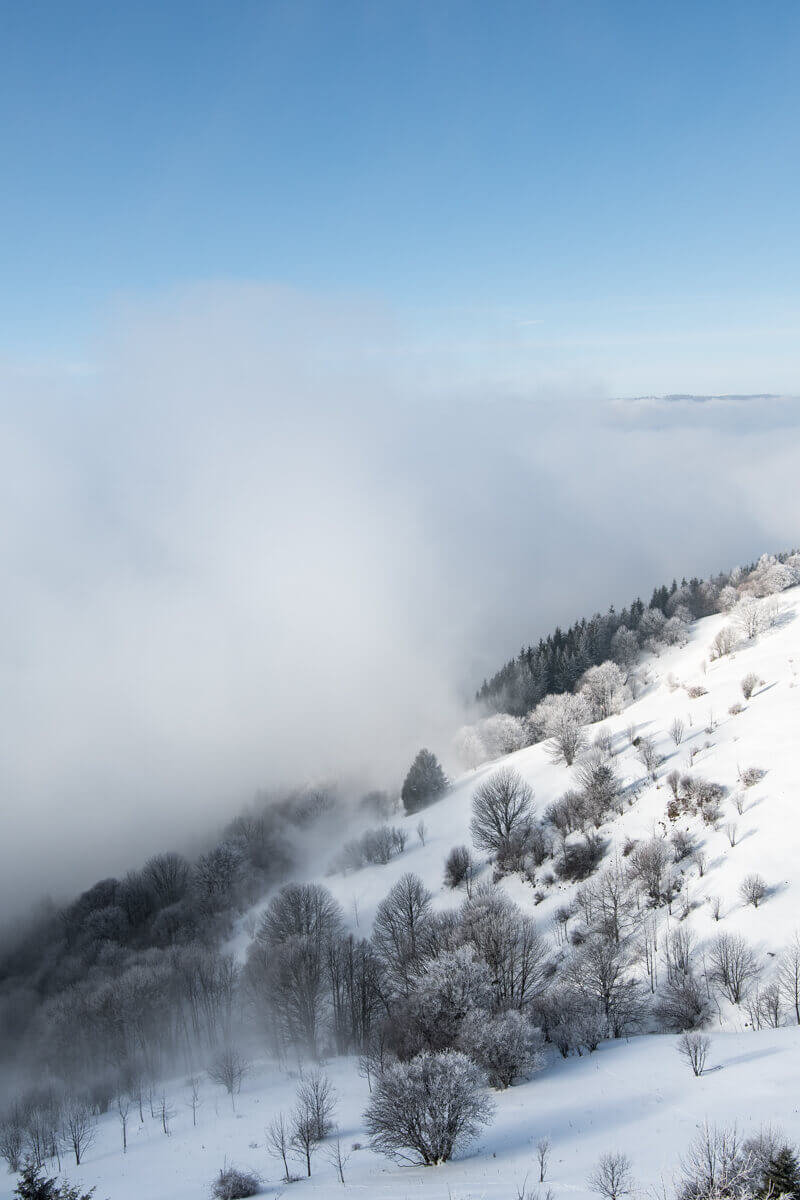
[453, 725, 487, 769]
[401, 750, 448, 814]
[710, 625, 738, 660]
[479, 714, 529, 759]
[610, 626, 640, 671]
[404, 947, 492, 1052]
[470, 767, 535, 855]
[458, 1008, 542, 1088]
[364, 1050, 495, 1165]
[733, 597, 766, 640]
[531, 693, 590, 765]
[639, 606, 668, 646]
[677, 1122, 752, 1200]
[142, 851, 191, 907]
[580, 662, 631, 721]
[717, 584, 740, 612]
[574, 750, 621, 822]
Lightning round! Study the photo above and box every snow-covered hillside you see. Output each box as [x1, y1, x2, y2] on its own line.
[310, 587, 800, 1006]
[4, 587, 800, 1200]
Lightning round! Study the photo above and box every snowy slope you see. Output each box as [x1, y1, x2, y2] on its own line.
[310, 586, 800, 1001]
[5, 588, 800, 1200]
[6, 1027, 800, 1200]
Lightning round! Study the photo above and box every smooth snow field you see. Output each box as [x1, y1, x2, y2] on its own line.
[4, 586, 800, 1200]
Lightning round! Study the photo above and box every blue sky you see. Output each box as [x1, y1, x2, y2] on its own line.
[1, 0, 799, 388]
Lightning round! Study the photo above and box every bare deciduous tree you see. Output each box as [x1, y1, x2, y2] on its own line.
[709, 933, 757, 1004]
[64, 1103, 95, 1166]
[677, 1031, 711, 1076]
[323, 1139, 352, 1184]
[588, 1152, 633, 1200]
[669, 717, 685, 747]
[470, 768, 535, 855]
[208, 1046, 251, 1112]
[186, 1076, 202, 1127]
[739, 874, 767, 908]
[372, 872, 433, 994]
[157, 1093, 176, 1136]
[778, 932, 800, 1024]
[116, 1094, 130, 1153]
[296, 1070, 336, 1141]
[0, 1109, 24, 1173]
[537, 1136, 552, 1182]
[267, 1112, 293, 1182]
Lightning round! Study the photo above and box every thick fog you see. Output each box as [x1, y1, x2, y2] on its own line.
[1, 283, 798, 913]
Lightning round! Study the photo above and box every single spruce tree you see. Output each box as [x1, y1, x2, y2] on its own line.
[13, 1159, 95, 1200]
[760, 1146, 800, 1200]
[401, 749, 447, 814]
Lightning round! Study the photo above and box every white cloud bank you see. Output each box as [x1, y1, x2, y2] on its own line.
[0, 283, 798, 911]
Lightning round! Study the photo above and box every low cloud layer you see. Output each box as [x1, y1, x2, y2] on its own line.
[1, 284, 798, 912]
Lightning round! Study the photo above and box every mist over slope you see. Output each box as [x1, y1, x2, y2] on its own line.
[3, 285, 800, 911]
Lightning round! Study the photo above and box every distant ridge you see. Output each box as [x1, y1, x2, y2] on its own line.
[621, 392, 788, 403]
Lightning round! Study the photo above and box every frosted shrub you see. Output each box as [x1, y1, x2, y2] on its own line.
[710, 626, 738, 660]
[739, 766, 765, 788]
[211, 1165, 261, 1199]
[444, 844, 473, 890]
[740, 672, 761, 699]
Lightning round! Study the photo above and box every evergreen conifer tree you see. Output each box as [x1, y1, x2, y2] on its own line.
[760, 1146, 800, 1200]
[401, 749, 448, 814]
